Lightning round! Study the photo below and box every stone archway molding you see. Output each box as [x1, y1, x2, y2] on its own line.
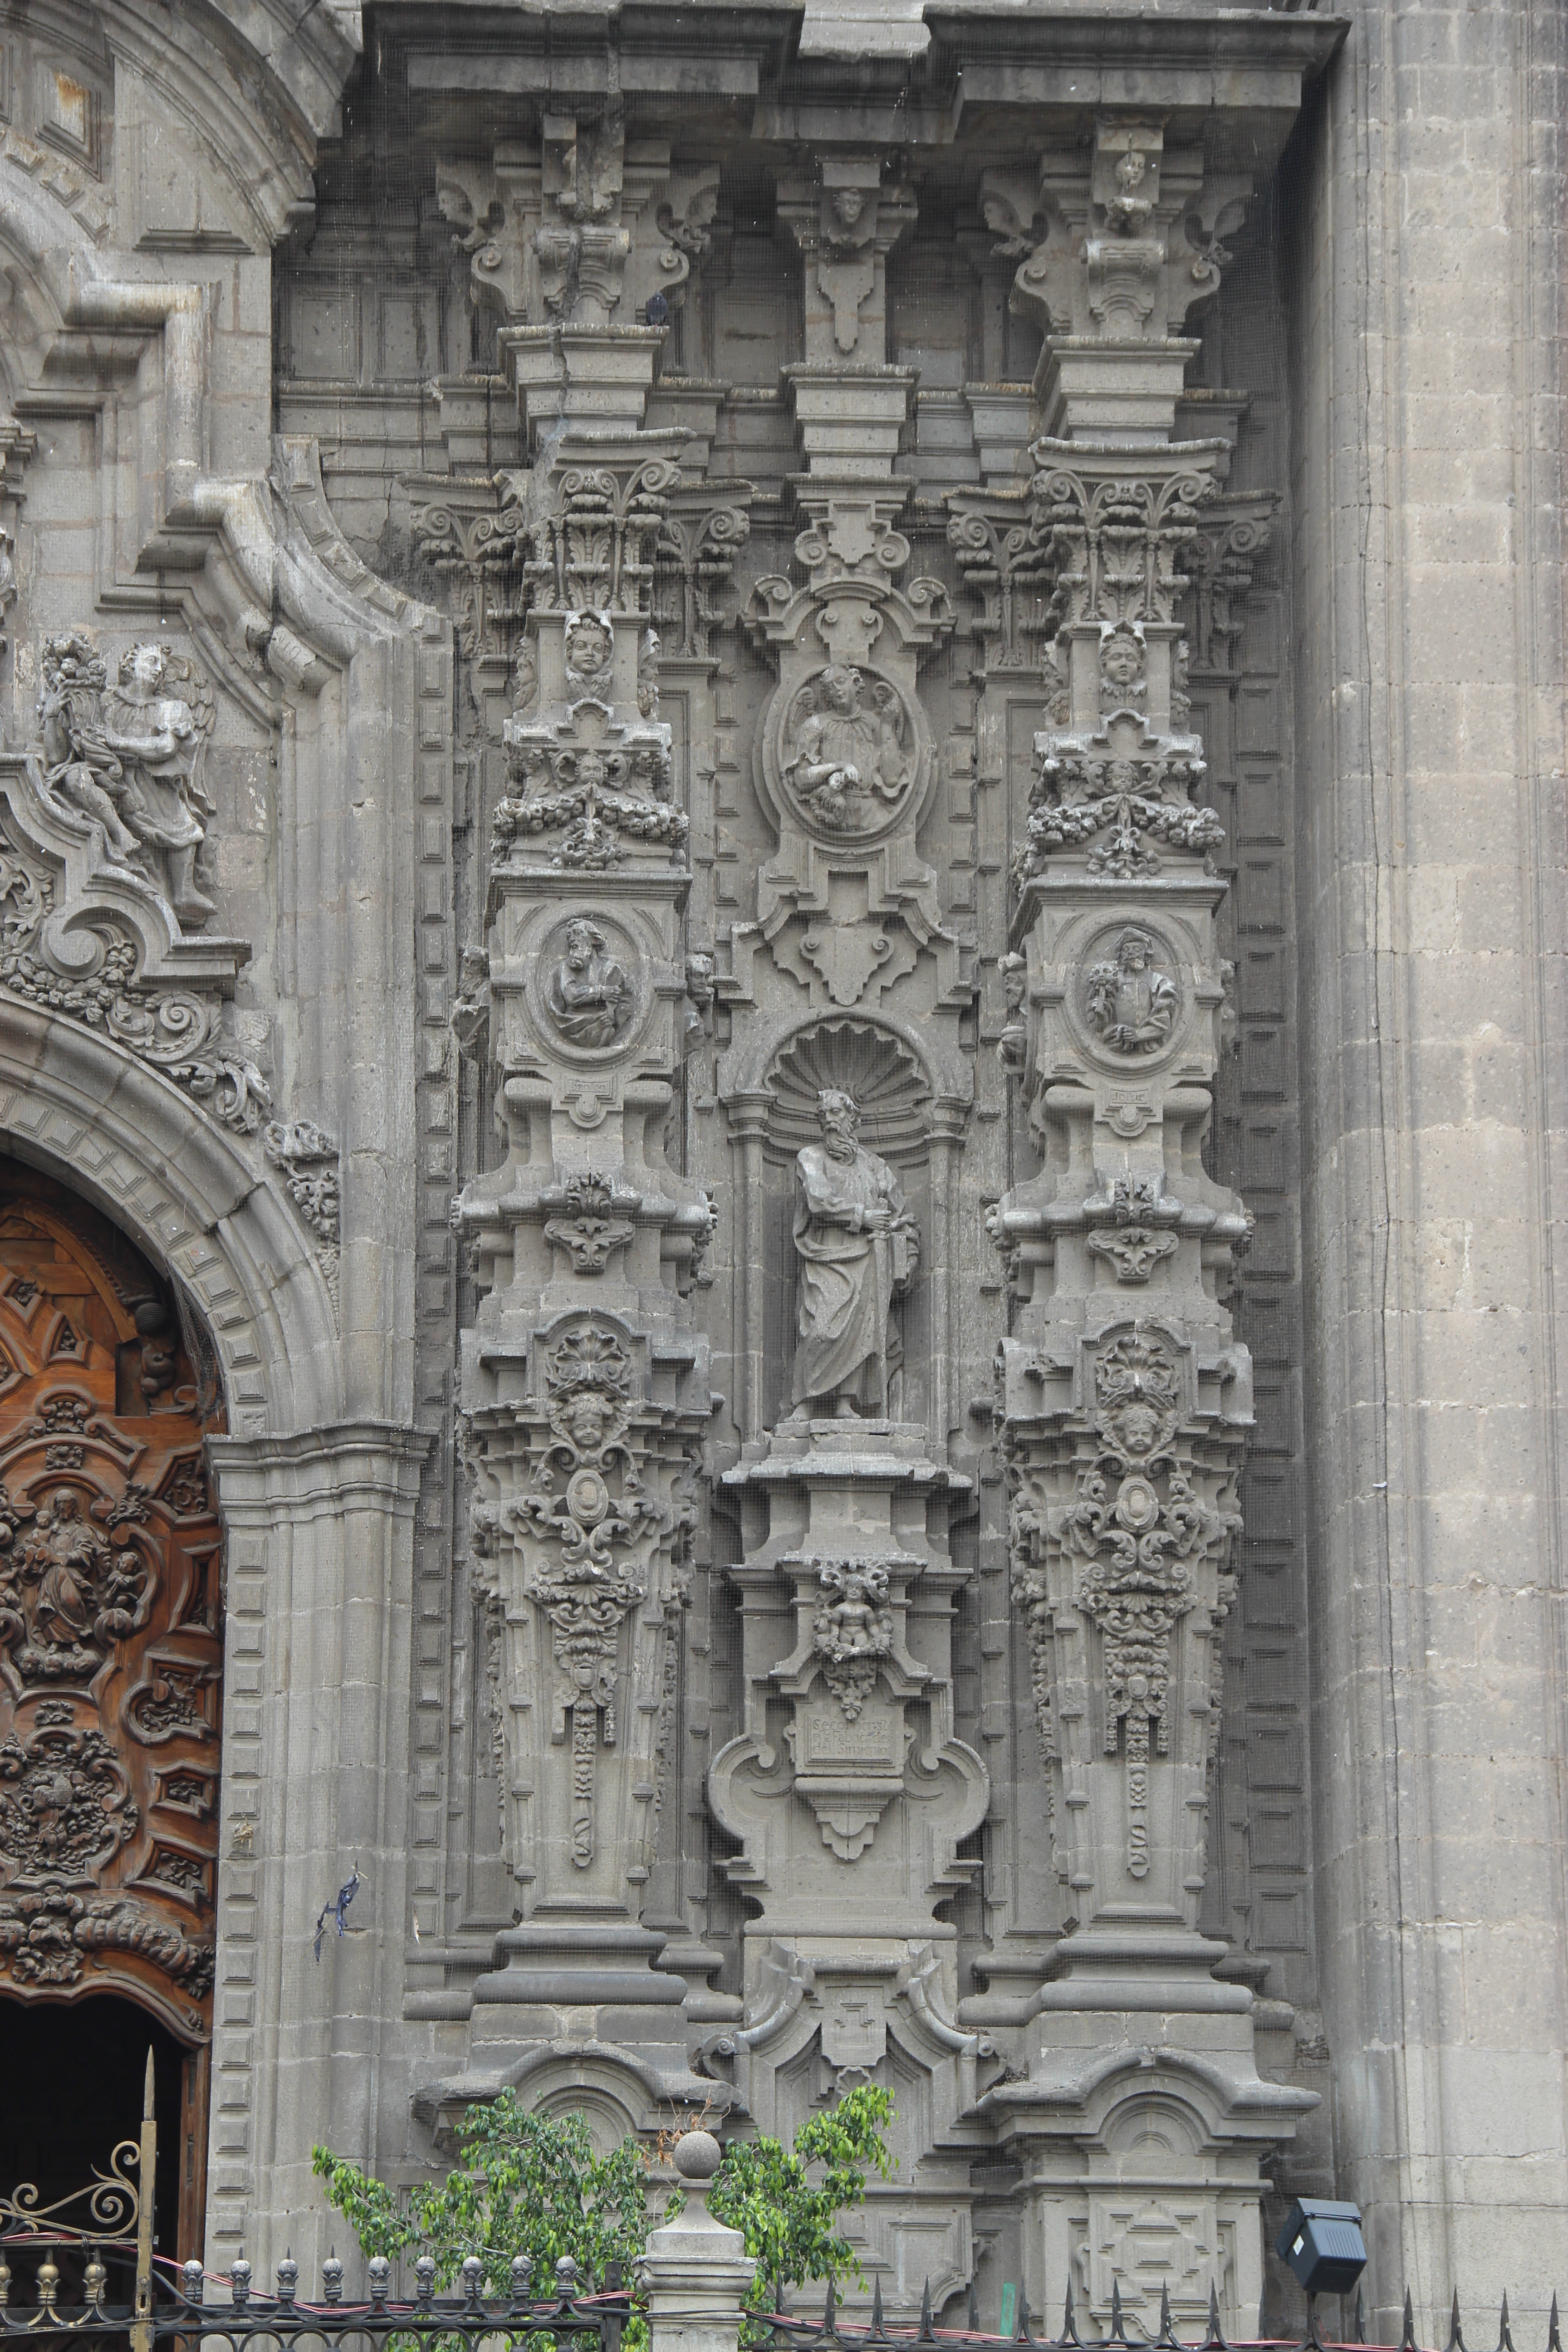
[0, 995, 341, 1437]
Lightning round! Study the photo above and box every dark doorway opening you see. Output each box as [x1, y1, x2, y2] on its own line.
[0, 1994, 198, 2267]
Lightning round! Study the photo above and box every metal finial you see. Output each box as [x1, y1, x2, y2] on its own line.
[276, 2253, 298, 2308]
[230, 2256, 251, 2310]
[368, 2256, 391, 2310]
[322, 2251, 344, 2306]
[415, 2254, 436, 2309]
[181, 2260, 205, 2308]
[143, 2049, 156, 2122]
[511, 2255, 534, 2311]
[462, 2254, 485, 2308]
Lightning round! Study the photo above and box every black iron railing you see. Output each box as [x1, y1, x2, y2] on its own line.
[759, 2279, 1568, 2352]
[1, 2068, 1560, 2352]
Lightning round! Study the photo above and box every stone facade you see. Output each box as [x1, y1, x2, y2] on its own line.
[0, 0, 1561, 2339]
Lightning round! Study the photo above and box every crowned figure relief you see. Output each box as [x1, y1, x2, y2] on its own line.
[783, 664, 912, 833]
[790, 1088, 919, 1419]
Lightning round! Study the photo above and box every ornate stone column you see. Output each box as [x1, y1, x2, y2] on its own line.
[439, 97, 724, 2133]
[970, 118, 1313, 2336]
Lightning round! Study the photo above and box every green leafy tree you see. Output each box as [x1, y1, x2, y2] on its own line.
[312, 2098, 648, 2291]
[312, 2082, 896, 2341]
[706, 2083, 896, 2322]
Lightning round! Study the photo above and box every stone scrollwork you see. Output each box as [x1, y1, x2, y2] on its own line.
[261, 1121, 340, 1248]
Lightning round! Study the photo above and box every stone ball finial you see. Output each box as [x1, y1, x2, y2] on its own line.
[674, 2128, 723, 2182]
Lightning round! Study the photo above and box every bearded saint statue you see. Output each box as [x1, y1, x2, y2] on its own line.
[791, 1089, 919, 1420]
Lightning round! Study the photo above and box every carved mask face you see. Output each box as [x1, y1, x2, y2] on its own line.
[567, 1392, 612, 1449]
[127, 645, 167, 695]
[1118, 1403, 1161, 1456]
[1102, 633, 1142, 686]
[566, 618, 611, 674]
[831, 188, 866, 230]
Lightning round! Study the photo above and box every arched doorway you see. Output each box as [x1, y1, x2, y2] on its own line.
[0, 1157, 223, 2256]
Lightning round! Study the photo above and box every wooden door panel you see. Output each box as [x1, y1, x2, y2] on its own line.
[0, 1170, 222, 2053]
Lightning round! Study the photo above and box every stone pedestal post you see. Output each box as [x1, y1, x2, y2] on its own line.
[639, 2131, 757, 2352]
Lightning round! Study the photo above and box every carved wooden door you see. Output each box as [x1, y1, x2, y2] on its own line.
[0, 1165, 221, 2249]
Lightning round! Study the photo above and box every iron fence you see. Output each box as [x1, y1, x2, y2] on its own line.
[1, 2068, 1561, 2352]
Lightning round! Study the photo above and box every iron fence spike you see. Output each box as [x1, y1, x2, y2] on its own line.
[1205, 2281, 1228, 2352]
[1354, 2287, 1367, 2346]
[1015, 2291, 1030, 2345]
[1449, 2292, 1466, 2352]
[971, 2281, 982, 2337]
[920, 2278, 935, 2346]
[1550, 2295, 1563, 2352]
[872, 2277, 886, 2340]
[1402, 2291, 1418, 2352]
[1063, 2280, 1083, 2349]
[1498, 2294, 1515, 2352]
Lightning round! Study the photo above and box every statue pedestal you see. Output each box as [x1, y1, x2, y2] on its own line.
[706, 1414, 990, 2317]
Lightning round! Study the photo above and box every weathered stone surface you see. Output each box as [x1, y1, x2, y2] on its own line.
[0, 1, 1561, 2343]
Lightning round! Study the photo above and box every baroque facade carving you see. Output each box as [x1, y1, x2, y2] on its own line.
[13, 1, 1557, 2335]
